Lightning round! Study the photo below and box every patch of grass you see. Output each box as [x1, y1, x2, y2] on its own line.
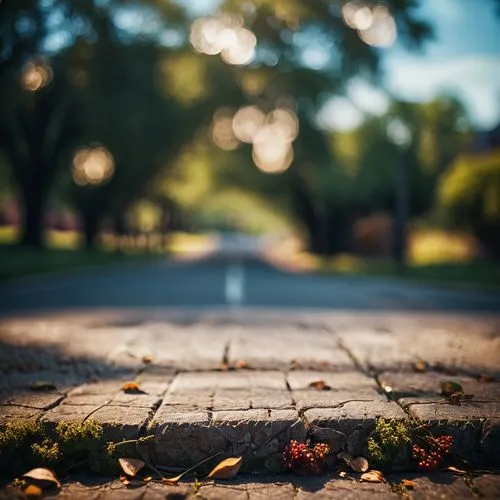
[0, 245, 161, 282]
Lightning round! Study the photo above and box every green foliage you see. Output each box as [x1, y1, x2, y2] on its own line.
[368, 418, 412, 467]
[0, 419, 124, 476]
[31, 440, 61, 466]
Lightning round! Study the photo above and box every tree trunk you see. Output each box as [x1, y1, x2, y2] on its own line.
[19, 179, 46, 248]
[83, 212, 100, 250]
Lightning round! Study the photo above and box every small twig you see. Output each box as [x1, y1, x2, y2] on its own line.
[83, 399, 113, 422]
[113, 435, 154, 448]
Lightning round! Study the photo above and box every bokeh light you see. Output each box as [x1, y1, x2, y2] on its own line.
[342, 2, 397, 48]
[72, 146, 115, 186]
[232, 105, 266, 143]
[21, 62, 53, 92]
[211, 108, 239, 151]
[190, 14, 256, 66]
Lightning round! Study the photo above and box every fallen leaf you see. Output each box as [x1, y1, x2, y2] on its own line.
[349, 456, 369, 473]
[122, 382, 145, 394]
[207, 457, 243, 479]
[441, 381, 464, 397]
[446, 466, 468, 475]
[30, 381, 57, 391]
[360, 470, 385, 483]
[162, 475, 182, 486]
[141, 355, 153, 364]
[413, 360, 428, 373]
[120, 475, 131, 486]
[120, 475, 145, 487]
[401, 479, 414, 489]
[118, 458, 145, 477]
[143, 476, 152, 483]
[235, 359, 249, 370]
[24, 484, 43, 498]
[22, 468, 61, 489]
[477, 374, 494, 383]
[308, 380, 331, 391]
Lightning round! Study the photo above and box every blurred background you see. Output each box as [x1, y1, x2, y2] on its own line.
[1, 0, 499, 289]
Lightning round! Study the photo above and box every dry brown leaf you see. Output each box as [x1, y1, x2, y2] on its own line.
[235, 359, 249, 369]
[24, 484, 43, 499]
[413, 360, 428, 373]
[141, 355, 153, 364]
[22, 468, 61, 489]
[446, 466, 468, 475]
[162, 475, 182, 486]
[350, 456, 369, 472]
[118, 458, 145, 477]
[207, 457, 243, 479]
[308, 380, 331, 391]
[360, 470, 385, 483]
[401, 479, 414, 489]
[122, 382, 145, 394]
[120, 475, 131, 486]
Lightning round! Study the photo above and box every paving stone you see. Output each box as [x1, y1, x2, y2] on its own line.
[294, 476, 397, 499]
[402, 397, 500, 420]
[0, 404, 43, 425]
[473, 473, 500, 499]
[339, 326, 500, 375]
[388, 472, 475, 499]
[152, 408, 306, 468]
[229, 327, 353, 371]
[287, 371, 377, 392]
[42, 403, 153, 440]
[152, 410, 224, 466]
[0, 392, 64, 409]
[304, 401, 407, 456]
[379, 371, 500, 400]
[210, 409, 306, 467]
[294, 390, 385, 412]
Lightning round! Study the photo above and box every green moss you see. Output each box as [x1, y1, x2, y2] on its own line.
[0, 420, 42, 449]
[368, 418, 412, 468]
[31, 440, 61, 466]
[56, 420, 104, 455]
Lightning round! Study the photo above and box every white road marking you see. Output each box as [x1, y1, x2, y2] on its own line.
[225, 260, 245, 306]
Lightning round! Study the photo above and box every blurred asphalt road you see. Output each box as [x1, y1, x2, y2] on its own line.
[0, 235, 499, 315]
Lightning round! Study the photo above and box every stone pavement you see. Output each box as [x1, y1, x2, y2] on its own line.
[1, 309, 500, 497]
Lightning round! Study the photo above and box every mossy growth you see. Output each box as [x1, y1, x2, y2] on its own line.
[0, 420, 134, 476]
[367, 418, 412, 468]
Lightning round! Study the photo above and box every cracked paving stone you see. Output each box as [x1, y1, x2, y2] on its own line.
[0, 405, 43, 425]
[388, 472, 477, 499]
[472, 473, 500, 498]
[152, 408, 306, 468]
[338, 326, 500, 375]
[229, 327, 353, 371]
[0, 392, 64, 410]
[379, 371, 500, 400]
[42, 403, 154, 440]
[304, 401, 407, 456]
[294, 476, 397, 499]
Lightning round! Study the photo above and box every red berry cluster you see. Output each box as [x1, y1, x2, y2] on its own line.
[411, 435, 453, 471]
[282, 440, 331, 475]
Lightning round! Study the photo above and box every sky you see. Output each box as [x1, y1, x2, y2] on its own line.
[321, 0, 500, 131]
[179, 0, 500, 132]
[383, 0, 500, 130]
